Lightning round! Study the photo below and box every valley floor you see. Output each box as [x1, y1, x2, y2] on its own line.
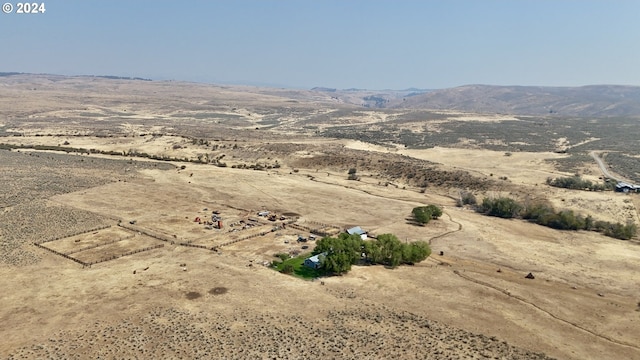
[1, 150, 639, 359]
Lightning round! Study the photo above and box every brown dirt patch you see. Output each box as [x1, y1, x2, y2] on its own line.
[281, 212, 300, 217]
[185, 291, 202, 300]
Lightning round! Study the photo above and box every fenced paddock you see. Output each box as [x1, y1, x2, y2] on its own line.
[35, 225, 166, 266]
[43, 226, 133, 254]
[71, 235, 163, 265]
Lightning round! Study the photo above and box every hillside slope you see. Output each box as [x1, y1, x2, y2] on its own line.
[389, 85, 640, 117]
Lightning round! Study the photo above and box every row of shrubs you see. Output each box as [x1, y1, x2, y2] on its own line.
[0, 143, 223, 166]
[477, 196, 637, 240]
[1, 143, 280, 171]
[546, 175, 615, 191]
[231, 163, 280, 170]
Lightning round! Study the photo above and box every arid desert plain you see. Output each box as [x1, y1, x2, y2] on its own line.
[1, 74, 639, 359]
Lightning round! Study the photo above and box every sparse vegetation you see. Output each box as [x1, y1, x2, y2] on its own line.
[1, 75, 638, 360]
[456, 191, 477, 207]
[546, 175, 614, 191]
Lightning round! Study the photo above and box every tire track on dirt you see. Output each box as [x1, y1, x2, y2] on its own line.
[301, 173, 435, 206]
[428, 212, 463, 245]
[302, 173, 467, 242]
[451, 269, 640, 351]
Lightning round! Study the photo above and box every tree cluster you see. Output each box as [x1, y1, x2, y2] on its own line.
[522, 204, 587, 230]
[411, 205, 443, 225]
[477, 196, 637, 240]
[313, 233, 363, 274]
[478, 197, 522, 219]
[364, 234, 431, 267]
[546, 175, 614, 191]
[312, 233, 431, 275]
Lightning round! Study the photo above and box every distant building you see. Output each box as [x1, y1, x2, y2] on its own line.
[615, 182, 640, 193]
[346, 226, 367, 240]
[304, 253, 326, 269]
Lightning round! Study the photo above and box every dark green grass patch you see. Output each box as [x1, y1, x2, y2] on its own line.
[273, 253, 328, 280]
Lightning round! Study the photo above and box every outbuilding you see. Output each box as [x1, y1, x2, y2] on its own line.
[304, 253, 326, 269]
[346, 226, 368, 240]
[615, 182, 640, 193]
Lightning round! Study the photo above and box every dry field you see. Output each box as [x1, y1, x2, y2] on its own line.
[1, 75, 640, 359]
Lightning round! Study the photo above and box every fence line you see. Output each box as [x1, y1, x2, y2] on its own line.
[288, 223, 337, 237]
[212, 230, 271, 250]
[305, 220, 340, 230]
[180, 242, 214, 250]
[85, 243, 165, 266]
[33, 242, 88, 267]
[118, 223, 176, 243]
[35, 224, 113, 245]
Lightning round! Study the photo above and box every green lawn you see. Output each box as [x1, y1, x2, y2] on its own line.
[273, 253, 327, 280]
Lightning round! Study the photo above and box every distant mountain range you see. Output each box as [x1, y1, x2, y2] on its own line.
[311, 84, 640, 117]
[385, 85, 640, 117]
[3, 72, 639, 117]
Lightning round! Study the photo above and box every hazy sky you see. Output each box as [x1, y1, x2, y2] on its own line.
[2, 1, 639, 89]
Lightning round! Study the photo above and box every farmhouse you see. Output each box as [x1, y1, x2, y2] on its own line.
[346, 226, 368, 240]
[615, 182, 640, 193]
[303, 253, 326, 269]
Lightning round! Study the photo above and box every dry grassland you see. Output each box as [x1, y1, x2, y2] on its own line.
[1, 75, 639, 360]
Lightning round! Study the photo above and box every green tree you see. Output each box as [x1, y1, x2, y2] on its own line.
[522, 202, 555, 221]
[376, 234, 404, 267]
[313, 234, 363, 274]
[603, 222, 637, 240]
[402, 241, 431, 265]
[583, 215, 594, 230]
[479, 197, 522, 218]
[412, 207, 430, 224]
[412, 205, 442, 225]
[280, 263, 295, 274]
[425, 205, 443, 219]
[363, 240, 382, 264]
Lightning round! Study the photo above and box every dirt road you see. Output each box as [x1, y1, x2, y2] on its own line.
[590, 151, 622, 181]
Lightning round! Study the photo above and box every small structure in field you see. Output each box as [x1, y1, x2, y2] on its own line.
[346, 226, 368, 240]
[615, 182, 640, 193]
[304, 253, 326, 269]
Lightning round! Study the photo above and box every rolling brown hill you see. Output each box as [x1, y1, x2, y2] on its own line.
[388, 84, 640, 117]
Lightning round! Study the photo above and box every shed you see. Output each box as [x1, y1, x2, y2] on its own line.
[304, 252, 326, 269]
[346, 226, 368, 240]
[615, 182, 640, 193]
